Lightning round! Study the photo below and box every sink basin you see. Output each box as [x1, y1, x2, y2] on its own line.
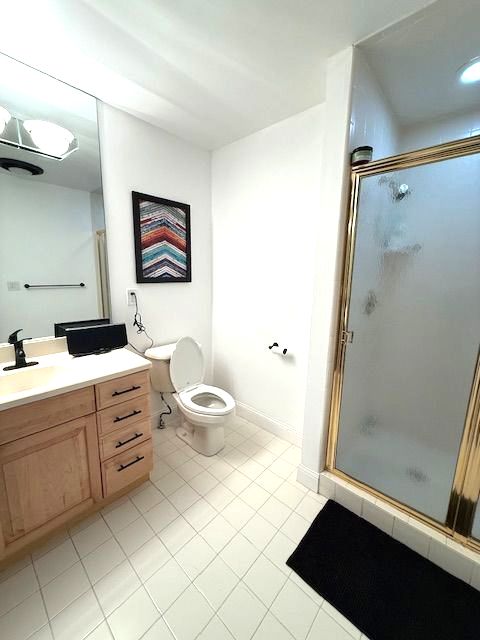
[0, 365, 62, 396]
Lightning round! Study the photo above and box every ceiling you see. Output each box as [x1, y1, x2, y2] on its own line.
[0, 0, 435, 149]
[0, 54, 101, 192]
[360, 0, 480, 127]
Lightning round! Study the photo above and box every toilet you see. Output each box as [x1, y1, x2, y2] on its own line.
[145, 337, 235, 456]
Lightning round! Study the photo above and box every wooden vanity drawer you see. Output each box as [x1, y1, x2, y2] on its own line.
[95, 371, 150, 410]
[101, 439, 153, 497]
[0, 386, 95, 446]
[96, 394, 150, 436]
[99, 418, 151, 461]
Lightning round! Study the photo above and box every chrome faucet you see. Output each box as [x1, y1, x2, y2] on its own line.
[3, 329, 38, 371]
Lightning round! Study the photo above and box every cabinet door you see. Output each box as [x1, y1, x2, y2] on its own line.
[0, 414, 101, 544]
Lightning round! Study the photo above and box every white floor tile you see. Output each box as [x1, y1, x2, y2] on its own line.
[251, 448, 276, 468]
[129, 484, 164, 513]
[209, 460, 235, 481]
[295, 494, 326, 521]
[107, 587, 160, 640]
[237, 440, 262, 458]
[0, 591, 47, 640]
[222, 448, 250, 469]
[243, 555, 288, 606]
[289, 573, 324, 606]
[164, 584, 214, 640]
[281, 512, 310, 545]
[129, 537, 171, 582]
[0, 554, 32, 584]
[83, 537, 126, 584]
[183, 498, 217, 531]
[169, 484, 202, 512]
[145, 558, 190, 613]
[253, 612, 295, 640]
[30, 626, 54, 640]
[275, 481, 306, 510]
[219, 532, 260, 577]
[204, 483, 236, 511]
[72, 518, 112, 558]
[103, 501, 141, 534]
[218, 583, 267, 640]
[31, 531, 70, 562]
[0, 563, 39, 616]
[85, 621, 114, 639]
[256, 469, 284, 493]
[237, 459, 264, 481]
[197, 615, 235, 639]
[50, 589, 104, 640]
[200, 514, 237, 552]
[258, 496, 292, 528]
[164, 449, 191, 469]
[144, 500, 180, 533]
[194, 556, 239, 610]
[34, 539, 79, 587]
[270, 579, 319, 640]
[193, 453, 217, 469]
[188, 470, 219, 496]
[42, 561, 90, 618]
[176, 459, 204, 481]
[280, 446, 302, 466]
[306, 609, 354, 640]
[263, 532, 296, 575]
[240, 484, 270, 510]
[159, 516, 196, 554]
[222, 470, 251, 494]
[250, 430, 274, 447]
[222, 497, 255, 530]
[115, 517, 154, 556]
[94, 560, 141, 616]
[322, 601, 362, 639]
[141, 617, 175, 640]
[154, 470, 186, 496]
[269, 459, 296, 480]
[175, 534, 216, 579]
[242, 513, 278, 551]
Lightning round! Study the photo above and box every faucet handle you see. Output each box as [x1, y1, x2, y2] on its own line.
[8, 329, 23, 344]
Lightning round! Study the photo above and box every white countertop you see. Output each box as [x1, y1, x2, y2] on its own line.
[0, 348, 151, 411]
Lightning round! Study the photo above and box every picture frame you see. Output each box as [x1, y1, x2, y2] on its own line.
[132, 191, 191, 283]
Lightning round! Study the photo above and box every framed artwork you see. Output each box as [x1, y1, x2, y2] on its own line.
[132, 191, 191, 283]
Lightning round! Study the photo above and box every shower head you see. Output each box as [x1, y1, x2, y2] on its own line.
[395, 183, 410, 201]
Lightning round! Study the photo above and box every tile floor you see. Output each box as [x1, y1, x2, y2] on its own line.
[0, 416, 368, 640]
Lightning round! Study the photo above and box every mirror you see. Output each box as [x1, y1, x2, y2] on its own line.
[0, 53, 109, 341]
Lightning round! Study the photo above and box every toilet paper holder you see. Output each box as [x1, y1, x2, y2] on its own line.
[268, 341, 288, 356]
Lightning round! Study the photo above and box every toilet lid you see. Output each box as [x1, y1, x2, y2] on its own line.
[170, 337, 205, 392]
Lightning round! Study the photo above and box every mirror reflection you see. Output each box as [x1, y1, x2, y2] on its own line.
[0, 54, 109, 341]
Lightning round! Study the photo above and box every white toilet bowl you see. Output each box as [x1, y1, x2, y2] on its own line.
[145, 337, 235, 456]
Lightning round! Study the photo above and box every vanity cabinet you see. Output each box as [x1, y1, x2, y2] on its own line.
[0, 368, 152, 564]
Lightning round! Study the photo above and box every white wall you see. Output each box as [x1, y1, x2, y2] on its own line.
[300, 48, 354, 489]
[350, 48, 399, 160]
[0, 174, 100, 340]
[98, 104, 212, 414]
[212, 105, 325, 441]
[400, 109, 480, 152]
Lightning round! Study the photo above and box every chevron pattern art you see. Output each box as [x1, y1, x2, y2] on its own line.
[137, 198, 190, 281]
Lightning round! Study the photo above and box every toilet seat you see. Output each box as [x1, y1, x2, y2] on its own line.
[179, 384, 235, 416]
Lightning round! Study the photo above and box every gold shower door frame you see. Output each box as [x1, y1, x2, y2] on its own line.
[325, 135, 480, 552]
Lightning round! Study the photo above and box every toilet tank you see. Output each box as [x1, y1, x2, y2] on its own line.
[144, 343, 176, 393]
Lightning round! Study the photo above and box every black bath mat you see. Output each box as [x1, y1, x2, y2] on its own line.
[286, 500, 480, 640]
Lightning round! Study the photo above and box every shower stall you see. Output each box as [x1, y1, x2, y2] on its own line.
[326, 136, 480, 551]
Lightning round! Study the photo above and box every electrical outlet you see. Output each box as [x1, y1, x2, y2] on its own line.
[126, 288, 137, 306]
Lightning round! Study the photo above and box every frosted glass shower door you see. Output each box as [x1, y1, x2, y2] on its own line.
[335, 154, 480, 524]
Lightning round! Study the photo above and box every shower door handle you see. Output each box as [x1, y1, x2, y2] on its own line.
[341, 330, 354, 344]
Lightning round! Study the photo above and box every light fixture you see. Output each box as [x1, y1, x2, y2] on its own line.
[0, 106, 11, 134]
[0, 158, 44, 176]
[23, 120, 74, 157]
[458, 56, 480, 84]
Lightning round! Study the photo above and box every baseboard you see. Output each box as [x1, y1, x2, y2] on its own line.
[235, 401, 302, 446]
[296, 464, 320, 492]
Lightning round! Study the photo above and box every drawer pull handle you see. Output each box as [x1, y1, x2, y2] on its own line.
[114, 409, 141, 423]
[112, 384, 141, 397]
[115, 432, 143, 448]
[118, 455, 145, 472]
